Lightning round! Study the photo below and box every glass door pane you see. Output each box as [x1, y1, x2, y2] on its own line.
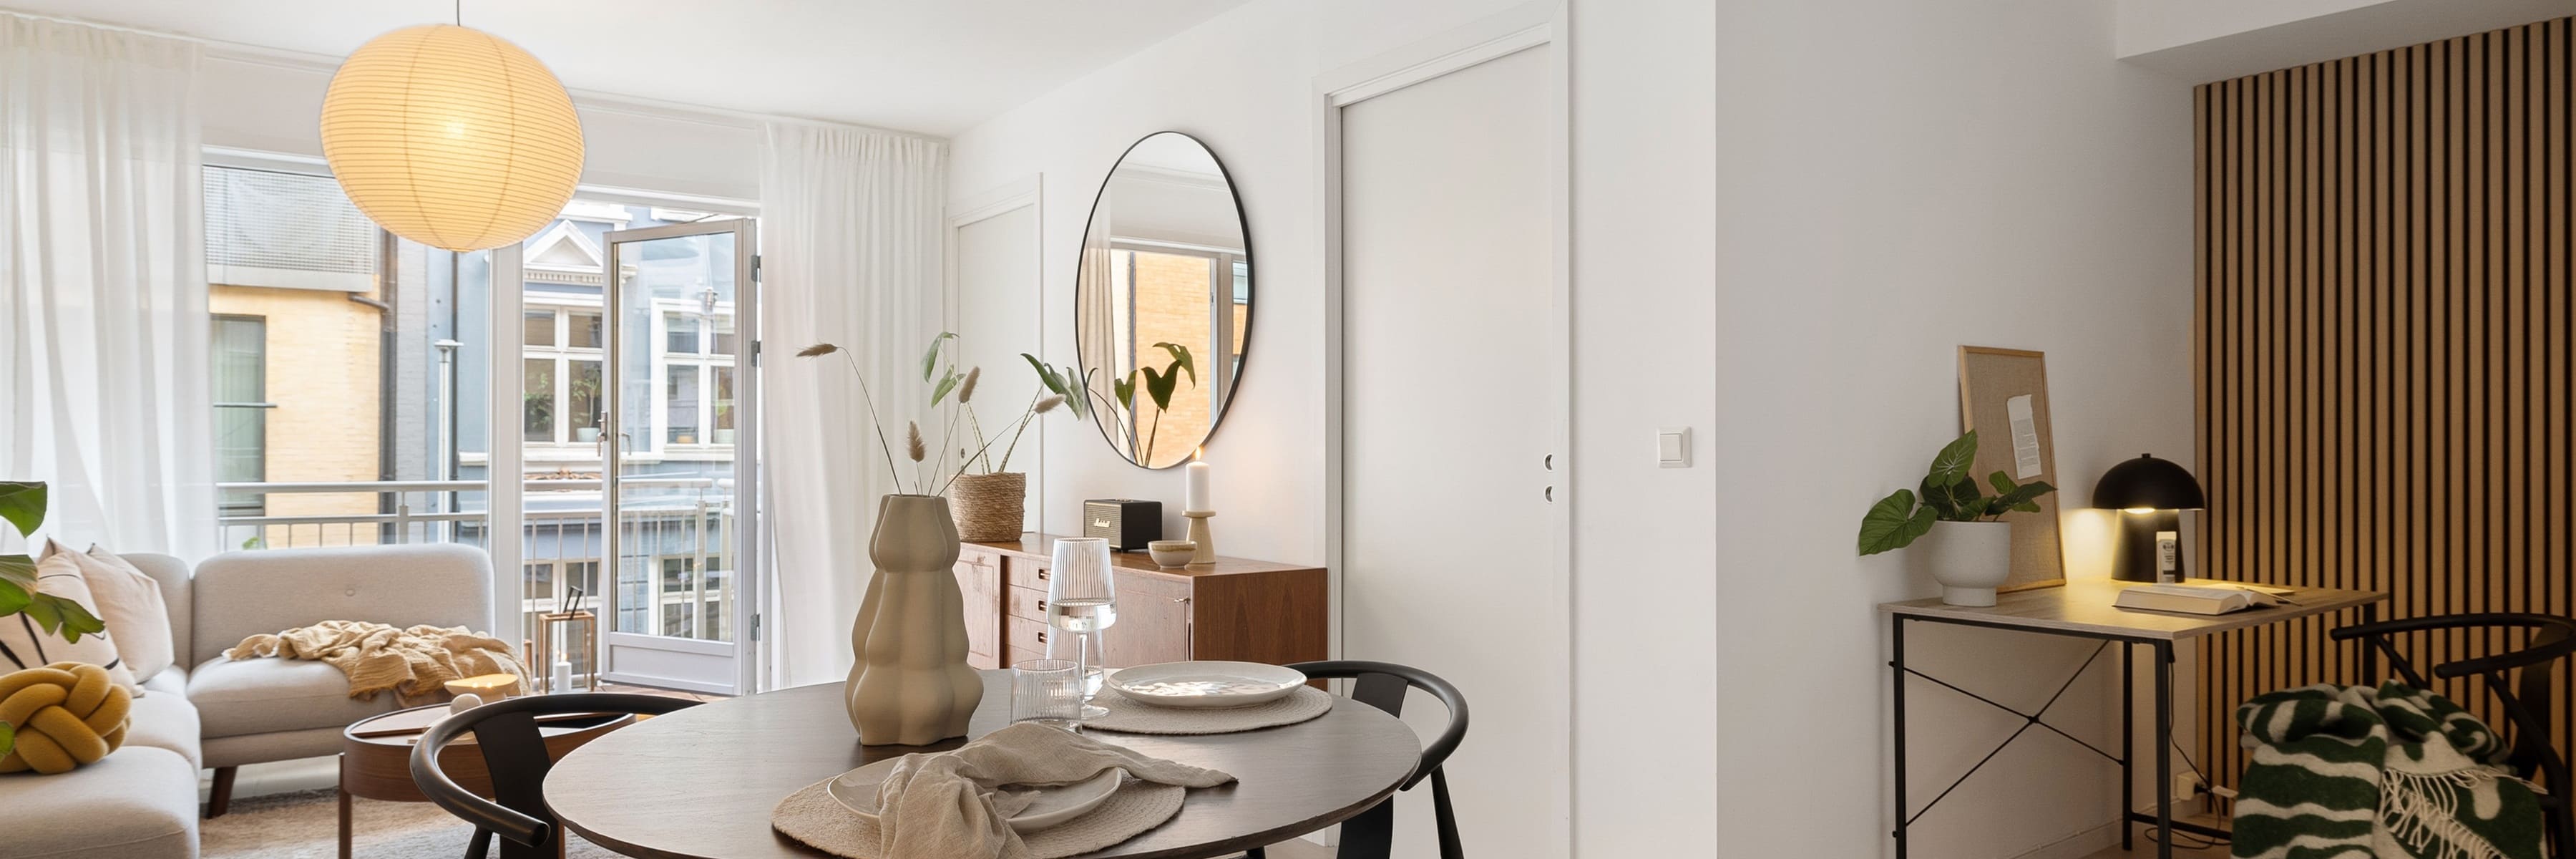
[598, 218, 756, 694]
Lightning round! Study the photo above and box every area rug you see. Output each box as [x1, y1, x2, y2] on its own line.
[202, 789, 625, 859]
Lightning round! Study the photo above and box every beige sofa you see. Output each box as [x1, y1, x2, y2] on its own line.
[0, 544, 495, 859]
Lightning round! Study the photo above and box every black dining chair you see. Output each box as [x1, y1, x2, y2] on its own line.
[1243, 660, 1469, 859]
[409, 692, 701, 859]
[2333, 612, 2576, 857]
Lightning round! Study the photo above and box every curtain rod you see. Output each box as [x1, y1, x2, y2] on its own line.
[0, 8, 948, 144]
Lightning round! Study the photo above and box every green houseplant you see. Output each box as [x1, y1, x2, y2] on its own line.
[1021, 341, 1197, 468]
[1855, 431, 2056, 606]
[0, 482, 110, 759]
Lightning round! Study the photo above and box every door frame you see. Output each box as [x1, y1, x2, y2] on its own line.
[1316, 1, 1571, 854]
[595, 218, 763, 696]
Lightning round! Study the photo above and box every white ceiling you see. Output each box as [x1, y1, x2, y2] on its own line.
[9, 0, 1249, 135]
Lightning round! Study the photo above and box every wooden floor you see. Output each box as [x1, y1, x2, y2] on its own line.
[2077, 820, 2230, 858]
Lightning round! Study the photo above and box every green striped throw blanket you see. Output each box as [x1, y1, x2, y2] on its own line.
[2233, 682, 2544, 859]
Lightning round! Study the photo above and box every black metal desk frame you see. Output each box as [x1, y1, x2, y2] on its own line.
[1889, 601, 2379, 859]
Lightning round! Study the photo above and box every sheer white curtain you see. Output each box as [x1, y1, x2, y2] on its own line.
[760, 122, 946, 688]
[0, 15, 213, 559]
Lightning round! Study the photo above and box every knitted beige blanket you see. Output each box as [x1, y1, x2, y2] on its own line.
[226, 621, 527, 704]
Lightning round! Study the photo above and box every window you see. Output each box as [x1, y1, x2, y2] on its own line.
[658, 306, 736, 449]
[212, 316, 269, 517]
[522, 305, 606, 445]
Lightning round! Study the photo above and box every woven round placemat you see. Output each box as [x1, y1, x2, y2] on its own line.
[771, 775, 1184, 859]
[1082, 685, 1332, 735]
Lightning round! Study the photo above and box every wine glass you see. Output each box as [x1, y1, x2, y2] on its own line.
[1045, 537, 1118, 719]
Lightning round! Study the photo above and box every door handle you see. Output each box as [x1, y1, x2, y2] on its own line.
[1544, 486, 1554, 502]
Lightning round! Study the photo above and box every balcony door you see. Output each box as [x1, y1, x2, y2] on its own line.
[592, 220, 758, 694]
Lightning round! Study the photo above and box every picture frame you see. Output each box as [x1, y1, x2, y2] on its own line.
[1957, 346, 2066, 592]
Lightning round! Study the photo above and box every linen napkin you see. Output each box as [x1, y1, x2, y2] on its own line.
[872, 722, 1235, 859]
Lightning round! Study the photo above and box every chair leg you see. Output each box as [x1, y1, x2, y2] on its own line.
[205, 766, 238, 818]
[464, 827, 494, 859]
[1244, 850, 1266, 859]
[1431, 768, 1463, 859]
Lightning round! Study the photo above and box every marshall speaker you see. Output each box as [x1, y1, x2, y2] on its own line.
[1083, 499, 1161, 551]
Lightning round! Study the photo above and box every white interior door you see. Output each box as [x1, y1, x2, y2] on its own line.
[1340, 43, 1562, 859]
[950, 190, 1046, 533]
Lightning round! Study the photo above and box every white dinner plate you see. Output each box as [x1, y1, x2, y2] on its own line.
[1107, 661, 1307, 709]
[826, 758, 1122, 833]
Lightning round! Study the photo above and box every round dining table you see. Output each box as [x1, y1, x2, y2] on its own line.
[545, 671, 1422, 858]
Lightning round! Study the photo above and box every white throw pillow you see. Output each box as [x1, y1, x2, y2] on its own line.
[0, 548, 140, 691]
[59, 542, 175, 681]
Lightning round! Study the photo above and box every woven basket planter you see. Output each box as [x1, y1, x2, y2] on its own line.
[949, 472, 1028, 542]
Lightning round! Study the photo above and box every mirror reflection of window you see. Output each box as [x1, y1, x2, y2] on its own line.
[1074, 132, 1252, 469]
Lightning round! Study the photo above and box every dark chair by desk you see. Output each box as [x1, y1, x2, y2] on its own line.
[2333, 613, 2576, 856]
[1246, 660, 1469, 859]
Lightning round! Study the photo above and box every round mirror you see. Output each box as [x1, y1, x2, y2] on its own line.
[1075, 132, 1252, 469]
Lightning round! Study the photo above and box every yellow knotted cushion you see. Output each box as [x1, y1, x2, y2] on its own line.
[0, 663, 132, 775]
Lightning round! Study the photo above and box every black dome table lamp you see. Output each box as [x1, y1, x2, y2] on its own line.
[2092, 454, 2207, 583]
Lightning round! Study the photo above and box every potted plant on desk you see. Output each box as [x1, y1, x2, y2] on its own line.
[1856, 430, 2056, 606]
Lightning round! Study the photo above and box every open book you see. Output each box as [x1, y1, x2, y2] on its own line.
[2113, 583, 2288, 616]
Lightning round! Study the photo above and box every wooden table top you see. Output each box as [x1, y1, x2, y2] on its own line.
[543, 673, 1421, 859]
[1881, 578, 2388, 641]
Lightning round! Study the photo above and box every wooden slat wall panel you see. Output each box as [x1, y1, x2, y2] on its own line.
[2195, 18, 2575, 799]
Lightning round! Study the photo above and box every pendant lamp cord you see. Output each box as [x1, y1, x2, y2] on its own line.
[454, 0, 461, 26]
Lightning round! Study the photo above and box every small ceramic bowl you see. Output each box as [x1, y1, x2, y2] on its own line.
[1147, 540, 1197, 568]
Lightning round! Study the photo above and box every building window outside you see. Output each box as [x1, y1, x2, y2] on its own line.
[213, 315, 268, 518]
[523, 304, 606, 447]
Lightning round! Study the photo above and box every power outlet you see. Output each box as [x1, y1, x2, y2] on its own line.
[2172, 774, 2201, 805]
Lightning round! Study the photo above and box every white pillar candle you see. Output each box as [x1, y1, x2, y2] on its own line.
[1185, 452, 1211, 512]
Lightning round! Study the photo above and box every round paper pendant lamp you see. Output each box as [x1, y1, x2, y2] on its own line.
[319, 24, 584, 253]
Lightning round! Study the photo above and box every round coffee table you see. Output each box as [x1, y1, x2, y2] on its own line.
[338, 703, 635, 859]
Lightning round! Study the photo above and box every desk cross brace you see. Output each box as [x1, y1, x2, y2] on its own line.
[1893, 641, 2124, 827]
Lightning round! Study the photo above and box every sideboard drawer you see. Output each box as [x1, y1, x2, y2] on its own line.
[1007, 614, 1054, 656]
[1006, 586, 1048, 624]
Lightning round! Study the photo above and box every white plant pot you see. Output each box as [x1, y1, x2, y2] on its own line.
[574, 427, 600, 443]
[1922, 521, 2014, 607]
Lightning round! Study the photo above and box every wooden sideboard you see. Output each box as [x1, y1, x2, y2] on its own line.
[954, 533, 1327, 671]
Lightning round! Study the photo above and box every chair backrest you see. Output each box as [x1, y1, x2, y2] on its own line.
[1287, 660, 1469, 859]
[411, 693, 700, 858]
[2333, 613, 2576, 780]
[192, 543, 493, 666]
[119, 553, 192, 669]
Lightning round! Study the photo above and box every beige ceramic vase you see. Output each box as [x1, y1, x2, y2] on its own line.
[845, 494, 982, 744]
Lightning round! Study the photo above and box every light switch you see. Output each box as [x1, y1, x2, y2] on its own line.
[1657, 427, 1692, 468]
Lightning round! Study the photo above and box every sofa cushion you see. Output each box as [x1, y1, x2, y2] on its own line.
[117, 554, 192, 671]
[122, 666, 199, 769]
[0, 745, 197, 859]
[188, 654, 396, 739]
[0, 553, 139, 691]
[60, 543, 176, 680]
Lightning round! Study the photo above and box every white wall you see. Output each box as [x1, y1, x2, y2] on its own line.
[946, 0, 1721, 854]
[1712, 1, 2195, 858]
[200, 52, 769, 201]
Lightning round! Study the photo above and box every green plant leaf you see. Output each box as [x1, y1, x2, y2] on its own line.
[1858, 489, 1936, 555]
[1020, 354, 1064, 394]
[0, 578, 30, 618]
[1152, 342, 1198, 387]
[0, 719, 14, 759]
[1927, 430, 1980, 487]
[921, 332, 957, 382]
[0, 482, 44, 538]
[930, 369, 960, 406]
[1141, 364, 1181, 411]
[1989, 479, 2058, 517]
[1113, 372, 1137, 410]
[1918, 474, 1981, 521]
[39, 596, 104, 642]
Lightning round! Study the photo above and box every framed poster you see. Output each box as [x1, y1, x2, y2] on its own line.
[1957, 346, 2065, 592]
